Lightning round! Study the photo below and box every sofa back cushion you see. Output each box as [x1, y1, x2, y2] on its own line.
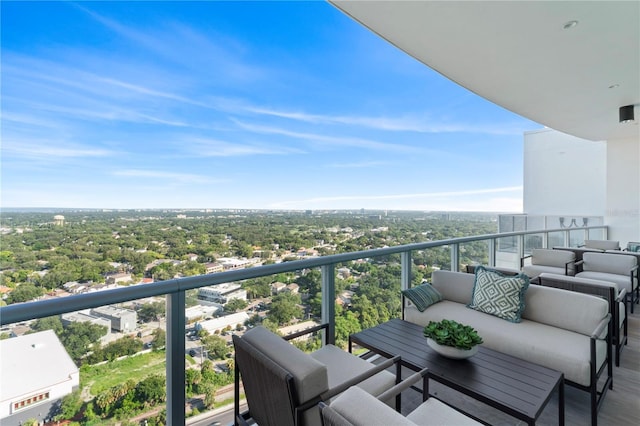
[522, 285, 609, 336]
[532, 248, 575, 267]
[583, 252, 637, 275]
[585, 240, 620, 250]
[431, 270, 475, 304]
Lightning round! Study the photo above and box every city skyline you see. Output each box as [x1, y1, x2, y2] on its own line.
[2, 1, 539, 212]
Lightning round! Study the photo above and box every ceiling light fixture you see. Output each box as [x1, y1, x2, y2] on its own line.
[563, 20, 579, 30]
[619, 105, 635, 123]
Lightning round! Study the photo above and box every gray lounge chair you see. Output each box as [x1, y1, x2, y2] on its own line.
[233, 325, 400, 426]
[319, 368, 481, 426]
[521, 248, 576, 278]
[576, 252, 639, 313]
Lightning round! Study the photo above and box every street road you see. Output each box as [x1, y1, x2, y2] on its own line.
[187, 402, 247, 426]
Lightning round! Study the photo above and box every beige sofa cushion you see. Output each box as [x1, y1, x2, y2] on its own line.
[582, 252, 636, 275]
[310, 345, 396, 404]
[329, 386, 414, 426]
[532, 248, 575, 267]
[537, 273, 625, 327]
[585, 240, 621, 250]
[430, 270, 475, 304]
[522, 285, 608, 336]
[523, 249, 575, 277]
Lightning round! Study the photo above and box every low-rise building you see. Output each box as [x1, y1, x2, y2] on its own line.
[8, 325, 30, 338]
[63, 281, 88, 294]
[105, 272, 133, 285]
[90, 306, 137, 332]
[197, 283, 247, 306]
[278, 320, 321, 341]
[216, 257, 251, 270]
[336, 290, 355, 307]
[205, 262, 224, 274]
[195, 312, 249, 335]
[337, 267, 351, 279]
[271, 282, 287, 294]
[185, 305, 221, 323]
[0, 330, 79, 422]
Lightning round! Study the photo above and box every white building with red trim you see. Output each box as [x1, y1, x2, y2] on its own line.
[0, 330, 79, 421]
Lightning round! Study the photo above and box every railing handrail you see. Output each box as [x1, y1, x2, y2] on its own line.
[0, 225, 605, 326]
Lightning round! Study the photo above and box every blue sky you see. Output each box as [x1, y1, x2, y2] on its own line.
[1, 1, 539, 212]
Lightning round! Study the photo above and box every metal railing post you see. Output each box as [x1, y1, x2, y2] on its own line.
[166, 291, 186, 426]
[518, 234, 525, 259]
[450, 244, 460, 272]
[321, 264, 336, 345]
[401, 251, 412, 291]
[488, 239, 496, 267]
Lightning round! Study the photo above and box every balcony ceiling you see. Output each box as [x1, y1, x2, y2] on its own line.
[330, 1, 640, 142]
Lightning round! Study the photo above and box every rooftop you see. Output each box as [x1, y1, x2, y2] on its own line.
[0, 330, 79, 402]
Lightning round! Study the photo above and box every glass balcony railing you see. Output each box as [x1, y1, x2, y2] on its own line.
[0, 225, 607, 425]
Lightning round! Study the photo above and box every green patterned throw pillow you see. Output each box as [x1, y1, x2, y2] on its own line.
[402, 283, 443, 312]
[467, 266, 530, 322]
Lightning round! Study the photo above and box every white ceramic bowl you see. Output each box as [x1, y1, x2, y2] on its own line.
[426, 338, 478, 359]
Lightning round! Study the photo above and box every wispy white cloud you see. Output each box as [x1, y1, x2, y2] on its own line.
[7, 97, 190, 128]
[73, 4, 171, 57]
[244, 106, 525, 135]
[1, 112, 66, 130]
[75, 4, 264, 83]
[2, 139, 115, 159]
[95, 77, 213, 109]
[234, 120, 423, 153]
[112, 170, 220, 184]
[3, 56, 252, 131]
[328, 161, 391, 169]
[179, 138, 305, 157]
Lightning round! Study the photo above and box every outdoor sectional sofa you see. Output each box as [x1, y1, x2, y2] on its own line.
[403, 269, 612, 426]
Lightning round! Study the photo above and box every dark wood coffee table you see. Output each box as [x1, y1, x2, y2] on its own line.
[349, 318, 564, 426]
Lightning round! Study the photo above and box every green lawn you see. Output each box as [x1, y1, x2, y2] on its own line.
[81, 351, 168, 395]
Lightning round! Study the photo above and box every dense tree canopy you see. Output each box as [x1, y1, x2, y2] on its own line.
[0, 210, 503, 422]
[268, 292, 303, 325]
[201, 334, 228, 359]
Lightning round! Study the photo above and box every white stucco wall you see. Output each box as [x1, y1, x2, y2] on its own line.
[523, 129, 606, 216]
[606, 136, 640, 245]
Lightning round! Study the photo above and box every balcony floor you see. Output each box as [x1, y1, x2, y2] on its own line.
[397, 309, 640, 425]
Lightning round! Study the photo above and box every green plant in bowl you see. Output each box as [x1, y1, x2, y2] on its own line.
[423, 319, 483, 350]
